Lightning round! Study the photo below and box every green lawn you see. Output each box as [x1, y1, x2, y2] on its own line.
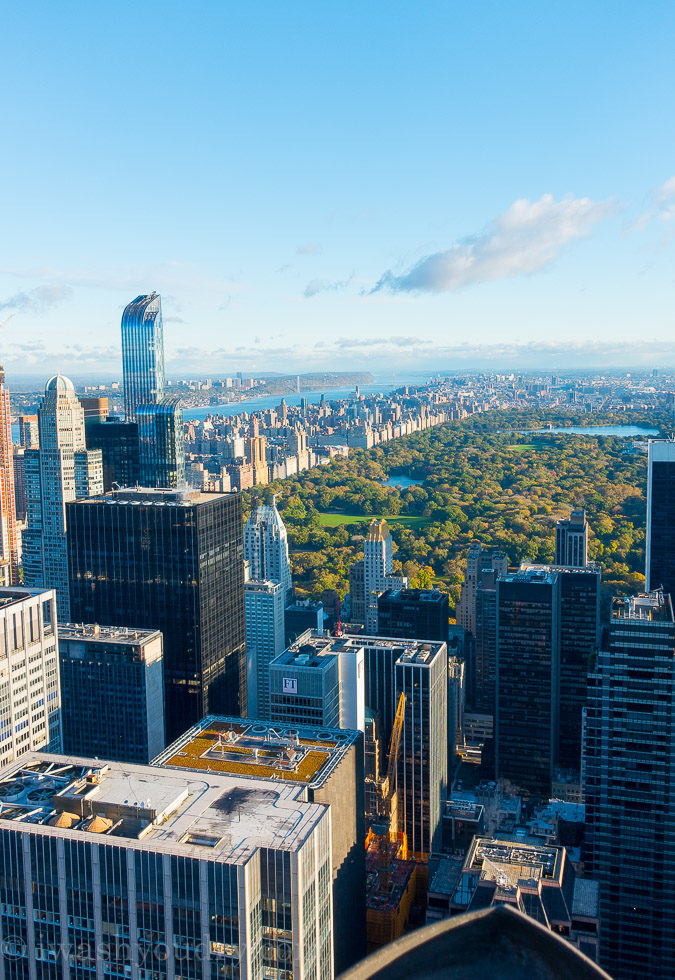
[506, 443, 537, 452]
[317, 512, 431, 528]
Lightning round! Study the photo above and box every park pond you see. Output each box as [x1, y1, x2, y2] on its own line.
[379, 474, 424, 488]
[511, 425, 659, 437]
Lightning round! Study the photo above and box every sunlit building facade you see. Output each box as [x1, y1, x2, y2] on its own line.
[121, 291, 165, 421]
[0, 367, 19, 585]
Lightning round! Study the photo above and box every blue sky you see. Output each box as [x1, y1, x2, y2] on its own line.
[2, 0, 675, 377]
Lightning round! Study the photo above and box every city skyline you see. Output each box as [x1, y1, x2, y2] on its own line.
[1, 2, 675, 375]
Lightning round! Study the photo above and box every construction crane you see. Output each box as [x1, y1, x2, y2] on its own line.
[372, 691, 406, 834]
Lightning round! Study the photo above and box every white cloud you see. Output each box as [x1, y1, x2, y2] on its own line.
[304, 275, 353, 298]
[0, 283, 72, 314]
[372, 193, 615, 294]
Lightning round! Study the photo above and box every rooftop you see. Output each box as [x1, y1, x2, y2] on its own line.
[153, 716, 359, 788]
[467, 838, 563, 888]
[76, 487, 234, 506]
[271, 643, 337, 671]
[287, 629, 446, 663]
[612, 589, 674, 623]
[0, 753, 325, 863]
[59, 623, 162, 645]
[0, 587, 54, 609]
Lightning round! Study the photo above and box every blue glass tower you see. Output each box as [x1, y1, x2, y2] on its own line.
[137, 398, 186, 488]
[121, 292, 165, 422]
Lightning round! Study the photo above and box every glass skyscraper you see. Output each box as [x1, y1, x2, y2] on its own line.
[138, 397, 186, 487]
[646, 440, 675, 602]
[121, 291, 165, 421]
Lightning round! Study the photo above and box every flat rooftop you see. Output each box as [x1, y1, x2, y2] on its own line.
[0, 754, 325, 863]
[0, 587, 54, 609]
[612, 590, 674, 622]
[59, 623, 162, 645]
[154, 716, 359, 788]
[272, 644, 337, 671]
[288, 629, 446, 661]
[77, 487, 234, 506]
[467, 838, 563, 888]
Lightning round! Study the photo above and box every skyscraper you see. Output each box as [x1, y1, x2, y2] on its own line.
[121, 291, 165, 420]
[244, 492, 293, 603]
[0, 586, 62, 768]
[555, 508, 589, 567]
[245, 578, 286, 718]
[396, 641, 448, 858]
[137, 397, 186, 487]
[646, 440, 675, 601]
[456, 542, 508, 636]
[496, 567, 560, 796]
[0, 366, 19, 585]
[377, 587, 449, 642]
[67, 487, 246, 742]
[362, 519, 408, 632]
[584, 590, 675, 979]
[84, 415, 140, 490]
[22, 375, 103, 619]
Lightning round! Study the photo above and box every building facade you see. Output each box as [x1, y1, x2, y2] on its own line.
[245, 579, 286, 719]
[58, 623, 165, 764]
[155, 716, 366, 974]
[22, 375, 103, 620]
[555, 508, 589, 568]
[244, 492, 293, 604]
[137, 398, 186, 488]
[646, 440, 675, 602]
[0, 367, 19, 586]
[0, 752, 333, 980]
[377, 588, 449, 642]
[362, 520, 407, 633]
[456, 543, 508, 637]
[0, 587, 61, 769]
[396, 641, 448, 859]
[496, 567, 560, 796]
[121, 291, 165, 421]
[584, 590, 675, 979]
[67, 487, 246, 743]
[84, 416, 140, 490]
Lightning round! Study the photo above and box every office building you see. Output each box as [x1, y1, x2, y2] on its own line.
[557, 563, 600, 772]
[285, 597, 324, 645]
[646, 440, 675, 601]
[474, 578, 498, 711]
[155, 716, 366, 973]
[431, 837, 600, 964]
[362, 519, 408, 632]
[121, 291, 165, 420]
[584, 590, 675, 979]
[349, 559, 366, 624]
[0, 587, 61, 768]
[269, 630, 365, 730]
[12, 446, 27, 522]
[245, 579, 285, 718]
[85, 415, 140, 490]
[58, 623, 165, 764]
[0, 752, 333, 980]
[377, 587, 449, 642]
[67, 487, 246, 742]
[244, 492, 293, 604]
[496, 567, 560, 796]
[18, 413, 39, 448]
[396, 640, 448, 858]
[0, 367, 19, 585]
[555, 508, 589, 567]
[78, 395, 109, 429]
[22, 375, 103, 619]
[457, 543, 508, 636]
[137, 397, 186, 487]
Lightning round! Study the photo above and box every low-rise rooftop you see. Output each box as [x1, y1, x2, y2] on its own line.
[59, 623, 161, 645]
[0, 753, 326, 863]
[153, 716, 359, 788]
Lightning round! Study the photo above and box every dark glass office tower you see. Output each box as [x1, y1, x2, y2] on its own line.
[646, 441, 675, 601]
[85, 417, 140, 490]
[474, 580, 498, 712]
[377, 588, 449, 642]
[496, 567, 560, 796]
[555, 508, 588, 568]
[121, 292, 165, 421]
[584, 590, 675, 980]
[557, 564, 600, 772]
[67, 488, 245, 742]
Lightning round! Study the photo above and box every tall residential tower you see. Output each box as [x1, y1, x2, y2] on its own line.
[121, 291, 165, 420]
[0, 367, 19, 585]
[22, 375, 103, 619]
[646, 440, 675, 602]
